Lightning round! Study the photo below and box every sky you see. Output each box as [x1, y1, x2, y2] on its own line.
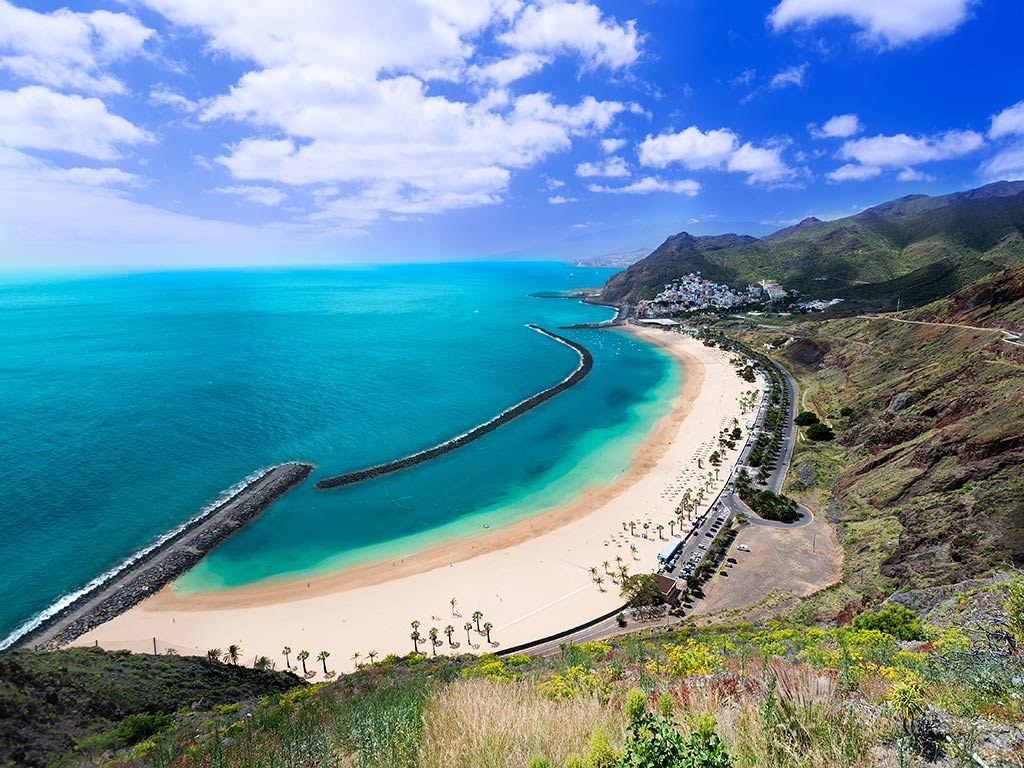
[1, 0, 1023, 269]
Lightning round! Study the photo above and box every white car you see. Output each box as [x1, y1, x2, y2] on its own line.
[737, 544, 750, 552]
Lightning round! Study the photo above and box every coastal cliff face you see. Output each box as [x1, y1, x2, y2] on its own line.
[735, 284, 1024, 599]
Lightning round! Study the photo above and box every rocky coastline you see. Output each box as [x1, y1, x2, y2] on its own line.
[315, 325, 592, 489]
[14, 462, 315, 650]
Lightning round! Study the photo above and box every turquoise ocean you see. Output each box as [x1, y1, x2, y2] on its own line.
[0, 262, 676, 643]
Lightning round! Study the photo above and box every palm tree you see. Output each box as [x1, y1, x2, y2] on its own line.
[615, 555, 623, 566]
[206, 648, 222, 663]
[595, 576, 605, 592]
[483, 621, 493, 644]
[254, 655, 272, 670]
[411, 619, 421, 631]
[642, 522, 650, 536]
[464, 621, 473, 646]
[410, 629, 421, 653]
[472, 610, 483, 632]
[282, 645, 292, 670]
[367, 650, 378, 664]
[428, 627, 439, 655]
[297, 649, 310, 676]
[620, 565, 629, 580]
[225, 644, 242, 665]
[602, 559, 611, 573]
[588, 565, 598, 578]
[317, 650, 330, 674]
[351, 651, 361, 668]
[669, 520, 676, 537]
[444, 624, 455, 646]
[629, 521, 636, 536]
[622, 522, 628, 531]
[450, 596, 458, 616]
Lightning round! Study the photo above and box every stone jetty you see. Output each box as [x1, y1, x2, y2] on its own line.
[16, 462, 315, 650]
[315, 325, 593, 490]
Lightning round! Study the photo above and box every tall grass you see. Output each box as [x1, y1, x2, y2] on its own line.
[416, 678, 624, 768]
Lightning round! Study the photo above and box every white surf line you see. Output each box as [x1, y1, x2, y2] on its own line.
[495, 582, 596, 633]
[0, 465, 280, 651]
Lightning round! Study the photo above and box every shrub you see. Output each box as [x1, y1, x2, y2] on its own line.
[840, 405, 854, 417]
[528, 756, 552, 768]
[806, 422, 835, 440]
[852, 603, 925, 641]
[794, 411, 820, 426]
[585, 728, 620, 768]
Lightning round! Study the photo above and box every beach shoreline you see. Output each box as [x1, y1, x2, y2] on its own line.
[12, 462, 315, 651]
[76, 327, 758, 669]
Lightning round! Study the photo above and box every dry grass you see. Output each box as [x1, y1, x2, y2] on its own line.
[416, 678, 624, 768]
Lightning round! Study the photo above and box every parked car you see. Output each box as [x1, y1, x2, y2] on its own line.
[737, 544, 750, 552]
[705, 531, 713, 537]
[698, 543, 707, 550]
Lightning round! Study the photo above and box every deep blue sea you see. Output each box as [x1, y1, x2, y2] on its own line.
[0, 263, 675, 643]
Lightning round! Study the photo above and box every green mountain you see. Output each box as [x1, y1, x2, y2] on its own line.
[601, 180, 1024, 308]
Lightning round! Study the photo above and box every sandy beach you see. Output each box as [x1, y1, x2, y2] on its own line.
[76, 327, 759, 673]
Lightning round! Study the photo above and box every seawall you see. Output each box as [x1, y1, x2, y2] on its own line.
[10, 462, 315, 650]
[315, 325, 592, 490]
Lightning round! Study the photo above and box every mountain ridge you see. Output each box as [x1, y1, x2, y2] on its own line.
[601, 180, 1024, 308]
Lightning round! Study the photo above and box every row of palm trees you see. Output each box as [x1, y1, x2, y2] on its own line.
[410, 604, 494, 655]
[205, 644, 333, 677]
[279, 645, 332, 677]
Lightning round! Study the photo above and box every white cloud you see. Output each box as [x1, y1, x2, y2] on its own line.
[838, 130, 984, 167]
[726, 143, 796, 185]
[468, 52, 550, 85]
[149, 86, 199, 113]
[214, 185, 287, 206]
[0, 86, 153, 159]
[140, 0, 502, 78]
[769, 63, 808, 89]
[638, 125, 796, 185]
[501, 1, 642, 70]
[0, 1, 154, 94]
[989, 100, 1024, 140]
[768, 0, 977, 47]
[588, 177, 700, 195]
[576, 156, 629, 177]
[543, 175, 565, 189]
[547, 194, 577, 204]
[826, 163, 882, 182]
[136, 0, 636, 225]
[979, 142, 1024, 181]
[896, 167, 936, 182]
[638, 126, 738, 170]
[730, 68, 756, 88]
[810, 113, 862, 139]
[600, 137, 626, 153]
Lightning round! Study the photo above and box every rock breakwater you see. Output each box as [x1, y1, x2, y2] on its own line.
[12, 462, 314, 650]
[315, 325, 592, 490]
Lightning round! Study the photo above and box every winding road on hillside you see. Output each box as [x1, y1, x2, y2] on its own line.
[861, 315, 1024, 347]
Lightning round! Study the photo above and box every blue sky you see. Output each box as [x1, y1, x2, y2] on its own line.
[0, 0, 1022, 269]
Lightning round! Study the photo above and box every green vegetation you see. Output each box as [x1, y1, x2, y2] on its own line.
[0, 646, 300, 767]
[852, 603, 925, 641]
[11, 572, 1021, 768]
[602, 181, 1024, 308]
[804, 422, 834, 441]
[793, 411, 819, 426]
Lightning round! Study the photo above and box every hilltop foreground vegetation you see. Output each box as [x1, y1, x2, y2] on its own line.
[3, 571, 1021, 768]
